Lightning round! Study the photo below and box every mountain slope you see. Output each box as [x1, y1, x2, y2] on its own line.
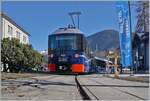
[87, 30, 119, 51]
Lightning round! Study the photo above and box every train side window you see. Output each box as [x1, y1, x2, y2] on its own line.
[49, 35, 56, 50]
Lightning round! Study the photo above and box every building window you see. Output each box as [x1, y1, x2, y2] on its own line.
[23, 36, 26, 42]
[8, 25, 13, 35]
[16, 31, 21, 39]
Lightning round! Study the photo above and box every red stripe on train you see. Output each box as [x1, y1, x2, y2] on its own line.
[48, 64, 56, 72]
[71, 64, 85, 73]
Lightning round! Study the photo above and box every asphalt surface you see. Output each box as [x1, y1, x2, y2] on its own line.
[1, 73, 149, 100]
[77, 74, 149, 100]
[1, 73, 81, 100]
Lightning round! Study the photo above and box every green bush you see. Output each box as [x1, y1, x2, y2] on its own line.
[1, 38, 43, 72]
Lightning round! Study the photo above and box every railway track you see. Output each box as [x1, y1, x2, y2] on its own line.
[2, 73, 148, 100]
[75, 75, 149, 100]
[75, 75, 91, 100]
[88, 78, 147, 100]
[75, 75, 101, 100]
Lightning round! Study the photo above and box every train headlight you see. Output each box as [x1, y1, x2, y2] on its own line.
[50, 54, 54, 58]
[75, 54, 79, 58]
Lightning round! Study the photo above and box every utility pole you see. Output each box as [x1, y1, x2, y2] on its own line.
[128, 1, 134, 75]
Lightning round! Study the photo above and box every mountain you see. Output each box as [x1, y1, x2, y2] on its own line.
[87, 30, 119, 51]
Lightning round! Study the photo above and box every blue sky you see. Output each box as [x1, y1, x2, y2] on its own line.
[2, 1, 137, 52]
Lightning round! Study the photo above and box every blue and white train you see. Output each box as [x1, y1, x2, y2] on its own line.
[48, 25, 90, 73]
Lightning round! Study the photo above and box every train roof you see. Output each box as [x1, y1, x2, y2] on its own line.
[51, 26, 84, 35]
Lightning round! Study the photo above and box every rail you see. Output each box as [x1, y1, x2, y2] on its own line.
[75, 75, 91, 100]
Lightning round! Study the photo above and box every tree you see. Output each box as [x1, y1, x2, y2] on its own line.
[1, 38, 27, 72]
[1, 38, 11, 72]
[33, 50, 43, 68]
[1, 38, 43, 72]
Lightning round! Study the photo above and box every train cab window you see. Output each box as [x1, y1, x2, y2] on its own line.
[49, 34, 85, 52]
[49, 35, 56, 50]
[56, 35, 77, 50]
[49, 35, 77, 50]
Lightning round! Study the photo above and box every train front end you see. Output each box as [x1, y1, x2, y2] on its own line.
[48, 27, 90, 73]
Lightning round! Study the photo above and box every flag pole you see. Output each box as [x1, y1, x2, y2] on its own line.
[128, 1, 134, 76]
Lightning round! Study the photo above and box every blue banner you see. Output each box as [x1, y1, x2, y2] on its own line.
[116, 1, 133, 68]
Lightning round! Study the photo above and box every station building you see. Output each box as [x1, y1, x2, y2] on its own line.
[1, 12, 30, 44]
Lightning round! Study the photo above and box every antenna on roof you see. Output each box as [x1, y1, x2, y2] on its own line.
[68, 12, 81, 29]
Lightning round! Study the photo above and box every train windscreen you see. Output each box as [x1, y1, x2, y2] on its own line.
[49, 34, 83, 51]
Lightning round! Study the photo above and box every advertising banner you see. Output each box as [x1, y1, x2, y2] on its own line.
[116, 1, 133, 68]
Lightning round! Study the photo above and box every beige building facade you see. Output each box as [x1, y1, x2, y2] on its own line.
[1, 13, 29, 44]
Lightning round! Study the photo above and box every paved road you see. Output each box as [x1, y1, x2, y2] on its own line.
[1, 73, 149, 100]
[77, 74, 149, 100]
[2, 74, 81, 100]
